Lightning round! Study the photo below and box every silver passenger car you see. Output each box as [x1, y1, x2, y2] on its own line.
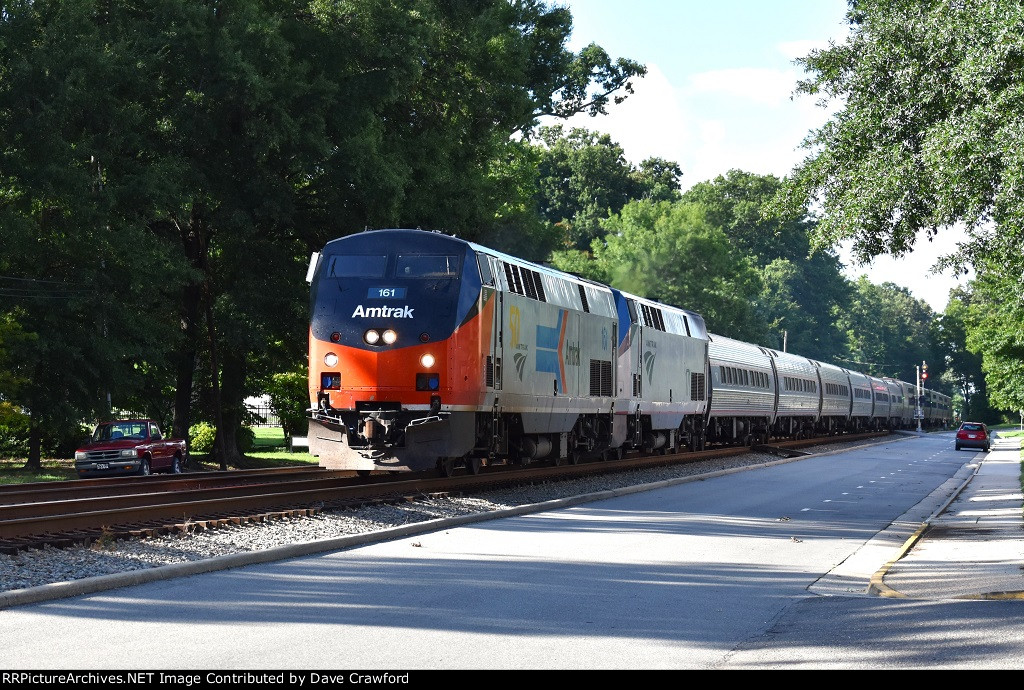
[769, 348, 822, 438]
[706, 333, 775, 444]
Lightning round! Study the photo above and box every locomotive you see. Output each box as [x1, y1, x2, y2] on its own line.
[305, 228, 952, 475]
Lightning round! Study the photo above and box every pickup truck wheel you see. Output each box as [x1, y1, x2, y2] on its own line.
[170, 456, 183, 474]
[138, 457, 151, 476]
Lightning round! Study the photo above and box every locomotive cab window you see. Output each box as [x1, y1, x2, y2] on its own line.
[396, 255, 460, 278]
[477, 255, 494, 286]
[328, 255, 387, 278]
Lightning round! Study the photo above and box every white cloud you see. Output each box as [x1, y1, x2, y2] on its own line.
[563, 63, 690, 165]
[552, 38, 965, 313]
[560, 59, 831, 187]
[689, 68, 801, 106]
[838, 227, 974, 312]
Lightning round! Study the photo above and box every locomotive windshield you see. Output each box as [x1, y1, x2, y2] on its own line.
[310, 230, 482, 350]
[396, 255, 460, 278]
[328, 255, 387, 278]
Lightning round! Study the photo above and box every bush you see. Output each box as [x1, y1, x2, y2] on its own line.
[237, 426, 255, 453]
[0, 404, 29, 458]
[266, 368, 309, 440]
[43, 422, 90, 459]
[189, 422, 216, 454]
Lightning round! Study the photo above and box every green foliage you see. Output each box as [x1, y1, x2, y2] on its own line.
[773, 0, 1024, 267]
[189, 422, 217, 454]
[532, 125, 682, 250]
[936, 288, 998, 422]
[43, 422, 91, 460]
[768, 2, 1024, 414]
[835, 277, 940, 383]
[237, 426, 255, 454]
[683, 171, 851, 361]
[265, 369, 310, 441]
[963, 266, 1024, 415]
[593, 199, 766, 342]
[0, 403, 29, 458]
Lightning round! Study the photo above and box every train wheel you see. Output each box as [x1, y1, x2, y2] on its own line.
[356, 470, 372, 478]
[438, 458, 456, 477]
[466, 456, 482, 475]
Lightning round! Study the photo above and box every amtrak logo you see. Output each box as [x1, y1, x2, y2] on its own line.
[536, 309, 568, 393]
[509, 305, 521, 347]
[644, 350, 656, 380]
[513, 352, 527, 380]
[351, 305, 414, 318]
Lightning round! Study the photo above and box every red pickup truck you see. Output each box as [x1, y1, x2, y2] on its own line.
[74, 419, 188, 478]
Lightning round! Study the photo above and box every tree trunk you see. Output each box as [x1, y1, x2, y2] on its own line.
[215, 348, 250, 468]
[171, 281, 201, 444]
[23, 411, 42, 473]
[171, 214, 207, 448]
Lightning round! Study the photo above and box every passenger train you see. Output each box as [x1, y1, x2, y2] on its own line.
[305, 228, 952, 475]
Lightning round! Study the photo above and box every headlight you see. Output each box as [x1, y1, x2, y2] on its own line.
[120, 449, 137, 458]
[382, 329, 397, 344]
[324, 352, 339, 367]
[364, 329, 380, 345]
[420, 353, 435, 368]
[74, 451, 87, 461]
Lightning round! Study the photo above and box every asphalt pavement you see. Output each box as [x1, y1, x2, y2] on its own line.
[1, 430, 1021, 609]
[869, 431, 1024, 600]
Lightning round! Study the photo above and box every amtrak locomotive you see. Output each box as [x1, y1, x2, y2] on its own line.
[306, 229, 951, 475]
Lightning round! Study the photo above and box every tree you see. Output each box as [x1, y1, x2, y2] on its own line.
[683, 171, 850, 360]
[835, 277, 940, 383]
[0, 0, 185, 469]
[582, 199, 766, 342]
[963, 267, 1024, 417]
[0, 0, 648, 468]
[935, 288, 995, 422]
[532, 126, 683, 251]
[772, 0, 1024, 414]
[773, 0, 1024, 269]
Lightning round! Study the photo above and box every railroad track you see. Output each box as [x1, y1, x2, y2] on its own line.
[0, 431, 891, 554]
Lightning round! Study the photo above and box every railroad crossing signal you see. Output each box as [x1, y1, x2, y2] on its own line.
[921, 361, 928, 381]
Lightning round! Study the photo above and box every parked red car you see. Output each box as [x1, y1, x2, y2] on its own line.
[954, 421, 991, 452]
[74, 419, 188, 477]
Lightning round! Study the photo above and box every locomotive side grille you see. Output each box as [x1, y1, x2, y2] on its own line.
[522, 266, 537, 300]
[589, 359, 612, 396]
[632, 373, 641, 397]
[530, 270, 546, 302]
[486, 356, 494, 387]
[690, 372, 706, 401]
[578, 285, 590, 313]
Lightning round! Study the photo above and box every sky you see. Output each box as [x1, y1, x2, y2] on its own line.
[554, 0, 971, 312]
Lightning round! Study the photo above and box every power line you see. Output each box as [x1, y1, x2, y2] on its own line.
[0, 275, 95, 300]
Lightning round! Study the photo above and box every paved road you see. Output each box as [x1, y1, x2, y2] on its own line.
[2, 432, 1023, 670]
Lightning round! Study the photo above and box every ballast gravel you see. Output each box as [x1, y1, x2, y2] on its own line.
[0, 439, 888, 595]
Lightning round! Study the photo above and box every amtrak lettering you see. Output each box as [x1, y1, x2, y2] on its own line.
[351, 305, 415, 318]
